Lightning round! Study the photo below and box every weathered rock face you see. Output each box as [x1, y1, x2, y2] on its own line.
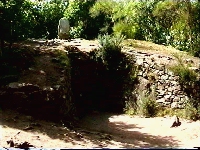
[0, 82, 72, 121]
[58, 17, 70, 40]
[0, 49, 75, 122]
[123, 49, 200, 109]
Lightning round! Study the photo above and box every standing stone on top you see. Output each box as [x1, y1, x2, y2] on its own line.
[58, 17, 70, 40]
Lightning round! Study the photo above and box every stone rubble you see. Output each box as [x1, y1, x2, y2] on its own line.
[122, 48, 200, 108]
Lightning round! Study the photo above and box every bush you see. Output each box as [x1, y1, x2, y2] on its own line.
[138, 95, 159, 118]
[69, 25, 84, 39]
[184, 101, 200, 121]
[125, 90, 159, 117]
[157, 107, 186, 118]
[95, 34, 125, 70]
[171, 65, 197, 85]
[169, 53, 198, 85]
[52, 50, 70, 68]
[113, 21, 138, 39]
[124, 92, 138, 115]
[169, 53, 200, 121]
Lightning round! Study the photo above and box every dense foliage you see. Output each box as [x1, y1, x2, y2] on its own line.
[1, 0, 200, 56]
[0, 0, 67, 52]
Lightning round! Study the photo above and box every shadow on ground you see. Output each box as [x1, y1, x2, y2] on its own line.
[0, 109, 180, 148]
[77, 112, 180, 148]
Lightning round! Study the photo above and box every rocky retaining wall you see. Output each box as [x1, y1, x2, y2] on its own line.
[124, 49, 200, 109]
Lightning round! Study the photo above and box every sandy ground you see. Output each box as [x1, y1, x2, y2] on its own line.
[0, 110, 200, 149]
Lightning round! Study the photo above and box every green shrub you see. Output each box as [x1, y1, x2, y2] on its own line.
[169, 53, 198, 85]
[184, 101, 200, 121]
[124, 92, 138, 116]
[171, 65, 197, 85]
[138, 96, 159, 117]
[157, 107, 174, 117]
[125, 91, 159, 117]
[69, 22, 84, 38]
[113, 21, 138, 39]
[169, 53, 199, 121]
[55, 51, 70, 68]
[124, 100, 137, 115]
[157, 107, 186, 118]
[95, 34, 125, 70]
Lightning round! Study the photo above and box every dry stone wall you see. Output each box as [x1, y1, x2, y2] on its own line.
[123, 48, 200, 109]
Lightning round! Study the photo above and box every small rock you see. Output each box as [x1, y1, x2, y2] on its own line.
[43, 86, 54, 91]
[185, 58, 194, 64]
[167, 87, 174, 92]
[164, 102, 171, 106]
[156, 98, 165, 103]
[39, 70, 46, 75]
[31, 135, 40, 139]
[164, 94, 171, 99]
[161, 75, 169, 80]
[28, 68, 35, 71]
[136, 59, 144, 65]
[188, 67, 199, 72]
[171, 102, 178, 108]
[23, 126, 34, 131]
[173, 97, 180, 102]
[8, 82, 19, 89]
[52, 85, 61, 90]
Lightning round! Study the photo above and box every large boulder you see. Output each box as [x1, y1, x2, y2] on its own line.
[58, 17, 70, 40]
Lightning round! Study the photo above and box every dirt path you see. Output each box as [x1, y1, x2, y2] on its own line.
[0, 110, 200, 148]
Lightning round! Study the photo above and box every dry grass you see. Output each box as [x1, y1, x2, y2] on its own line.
[123, 39, 183, 55]
[122, 39, 200, 68]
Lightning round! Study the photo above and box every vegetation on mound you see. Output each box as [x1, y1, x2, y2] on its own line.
[1, 0, 200, 56]
[169, 53, 198, 86]
[168, 53, 200, 120]
[52, 50, 70, 68]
